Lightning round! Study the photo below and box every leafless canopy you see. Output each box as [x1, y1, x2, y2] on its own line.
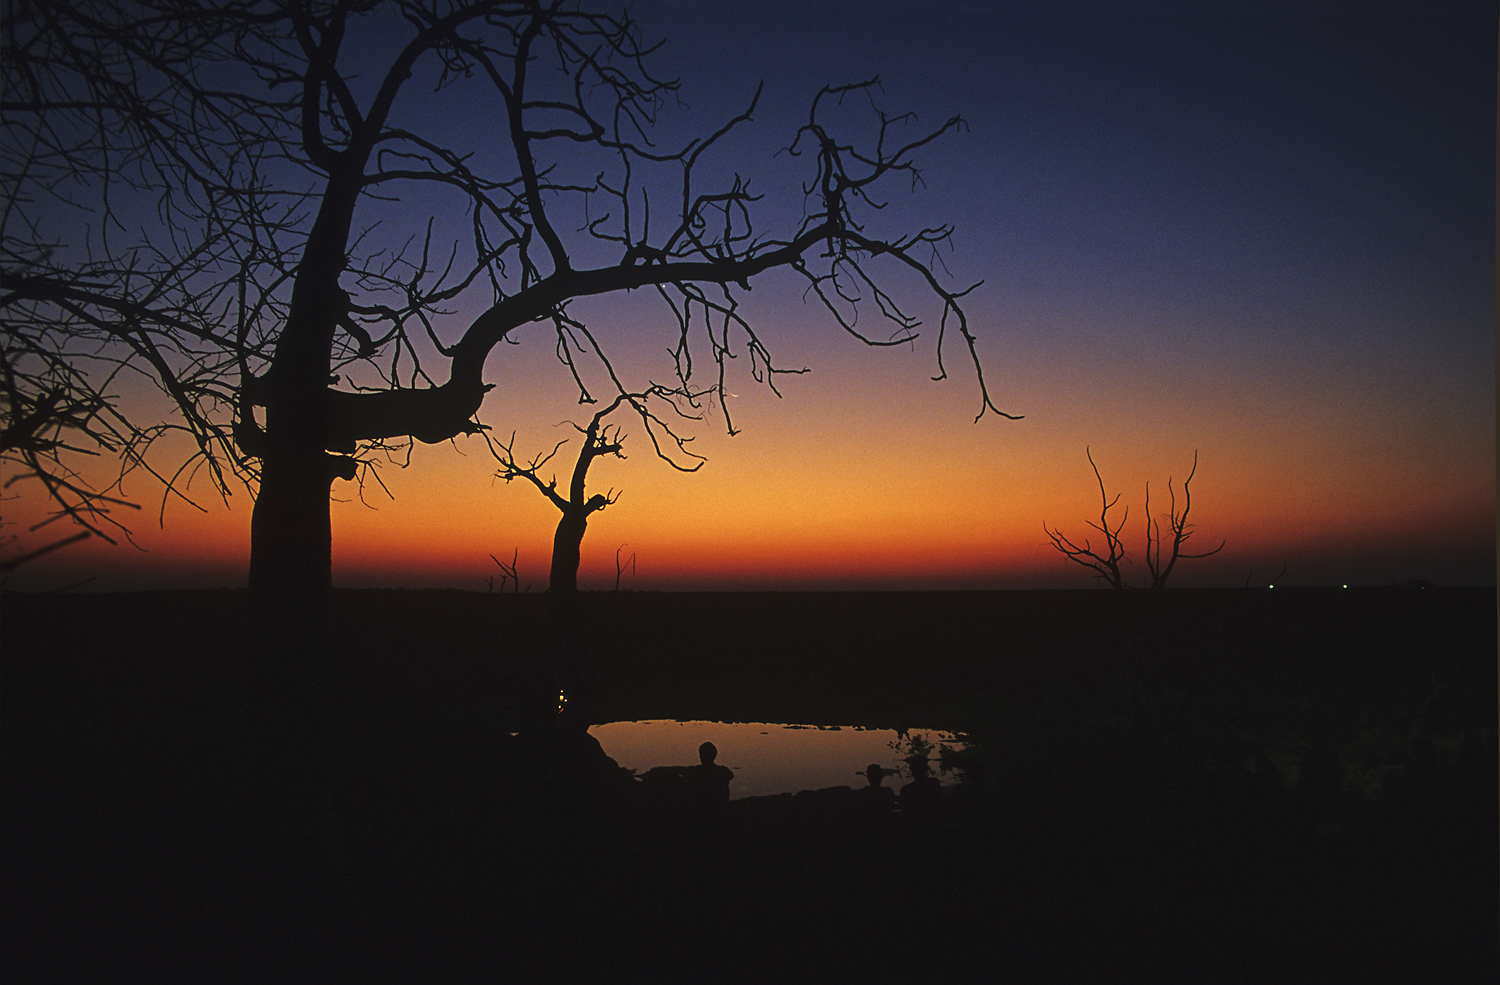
[0, 340, 140, 565]
[1142, 450, 1225, 589]
[487, 384, 709, 518]
[1043, 447, 1128, 589]
[2, 1, 1014, 591]
[488, 546, 524, 593]
[487, 383, 708, 591]
[1045, 448, 1225, 589]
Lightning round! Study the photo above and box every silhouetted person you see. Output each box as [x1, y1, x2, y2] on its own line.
[684, 741, 734, 813]
[856, 763, 897, 814]
[899, 754, 942, 825]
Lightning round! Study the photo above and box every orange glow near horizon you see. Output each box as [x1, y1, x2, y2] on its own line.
[4, 336, 1494, 594]
[3, 8, 1493, 596]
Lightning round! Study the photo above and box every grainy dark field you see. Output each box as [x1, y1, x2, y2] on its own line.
[3, 588, 1495, 981]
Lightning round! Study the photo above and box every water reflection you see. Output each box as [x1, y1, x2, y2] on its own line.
[588, 721, 963, 800]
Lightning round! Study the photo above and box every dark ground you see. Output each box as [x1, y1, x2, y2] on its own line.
[3, 587, 1496, 981]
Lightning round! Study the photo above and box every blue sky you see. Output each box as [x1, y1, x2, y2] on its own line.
[7, 0, 1493, 591]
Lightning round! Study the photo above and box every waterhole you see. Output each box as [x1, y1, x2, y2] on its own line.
[588, 720, 964, 799]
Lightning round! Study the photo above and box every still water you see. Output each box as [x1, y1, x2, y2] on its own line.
[588, 721, 964, 800]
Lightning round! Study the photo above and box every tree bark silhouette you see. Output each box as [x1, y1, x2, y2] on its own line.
[549, 500, 602, 594]
[4, 11, 1022, 899]
[0, 6, 1018, 938]
[5, 2, 1013, 612]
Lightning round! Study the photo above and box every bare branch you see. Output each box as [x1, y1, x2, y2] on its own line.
[486, 382, 711, 592]
[1144, 450, 1226, 589]
[488, 548, 522, 594]
[1044, 446, 1128, 589]
[614, 543, 635, 591]
[4, 1, 1016, 597]
[1048, 448, 1225, 589]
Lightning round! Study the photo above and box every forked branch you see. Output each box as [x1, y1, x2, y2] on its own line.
[1144, 450, 1225, 589]
[1043, 446, 1128, 589]
[486, 383, 712, 592]
[1046, 448, 1225, 589]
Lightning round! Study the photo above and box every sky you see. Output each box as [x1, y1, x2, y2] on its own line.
[4, 0, 1494, 592]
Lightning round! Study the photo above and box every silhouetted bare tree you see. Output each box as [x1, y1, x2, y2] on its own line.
[488, 547, 525, 593]
[1045, 448, 1223, 588]
[1142, 451, 1224, 588]
[489, 385, 704, 592]
[2, 2, 283, 555]
[4, 1, 1013, 619]
[3, 2, 1015, 862]
[1043, 447, 1128, 589]
[614, 544, 635, 591]
[1243, 561, 1287, 589]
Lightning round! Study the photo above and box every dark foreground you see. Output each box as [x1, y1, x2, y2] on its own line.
[3, 588, 1496, 980]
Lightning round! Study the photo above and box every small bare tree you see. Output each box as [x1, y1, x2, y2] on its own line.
[487, 548, 526, 594]
[1243, 562, 1287, 589]
[5, 0, 1015, 857]
[614, 544, 636, 591]
[489, 385, 706, 593]
[1142, 451, 1224, 589]
[1043, 447, 1128, 589]
[1045, 448, 1224, 589]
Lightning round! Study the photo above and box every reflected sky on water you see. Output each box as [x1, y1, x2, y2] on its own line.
[589, 721, 963, 800]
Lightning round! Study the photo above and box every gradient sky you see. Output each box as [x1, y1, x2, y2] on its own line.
[5, 0, 1494, 592]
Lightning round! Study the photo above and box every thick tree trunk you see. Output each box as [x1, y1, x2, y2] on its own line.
[246, 424, 332, 727]
[246, 358, 337, 669]
[240, 275, 346, 936]
[237, 425, 342, 964]
[248, 448, 333, 600]
[550, 510, 588, 593]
